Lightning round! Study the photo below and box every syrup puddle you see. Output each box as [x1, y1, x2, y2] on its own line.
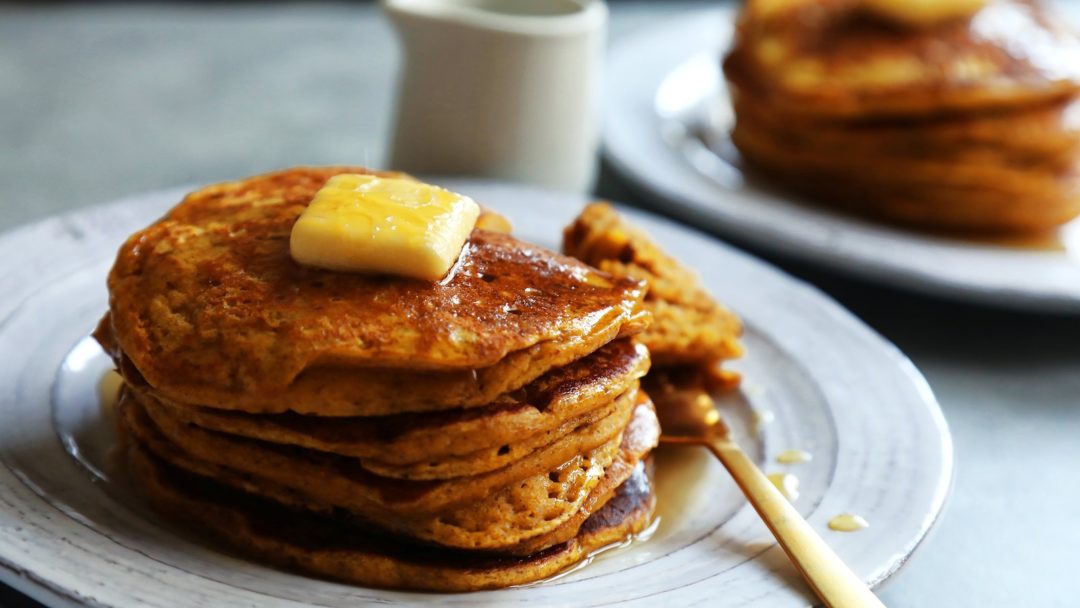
[775, 449, 812, 465]
[99, 369, 123, 416]
[651, 445, 712, 526]
[751, 409, 774, 435]
[518, 514, 663, 587]
[766, 472, 800, 501]
[828, 513, 869, 532]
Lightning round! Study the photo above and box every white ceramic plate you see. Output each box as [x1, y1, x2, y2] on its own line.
[0, 181, 951, 607]
[604, 8, 1080, 313]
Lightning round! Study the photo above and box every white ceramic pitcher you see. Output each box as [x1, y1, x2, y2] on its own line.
[383, 0, 607, 194]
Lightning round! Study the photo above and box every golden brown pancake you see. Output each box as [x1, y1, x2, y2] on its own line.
[127, 442, 655, 592]
[136, 377, 636, 488]
[119, 387, 659, 552]
[730, 97, 1080, 164]
[733, 120, 1080, 232]
[137, 339, 649, 479]
[563, 203, 743, 368]
[732, 118, 1077, 194]
[124, 385, 631, 513]
[725, 0, 1080, 120]
[160, 396, 623, 482]
[96, 167, 648, 416]
[847, 180, 1080, 232]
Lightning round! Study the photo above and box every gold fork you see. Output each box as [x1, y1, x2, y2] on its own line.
[656, 387, 886, 608]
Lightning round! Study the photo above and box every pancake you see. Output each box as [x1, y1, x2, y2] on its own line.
[127, 441, 655, 592]
[734, 122, 1080, 231]
[846, 181, 1080, 232]
[138, 339, 649, 479]
[138, 378, 637, 487]
[734, 97, 1080, 168]
[160, 395, 623, 482]
[725, 0, 1080, 120]
[730, 96, 1080, 164]
[751, 168, 1080, 232]
[563, 203, 743, 368]
[124, 384, 632, 512]
[96, 166, 648, 416]
[120, 387, 659, 552]
[732, 118, 1077, 195]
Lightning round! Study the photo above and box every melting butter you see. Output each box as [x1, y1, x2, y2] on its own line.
[776, 449, 812, 465]
[828, 513, 869, 532]
[289, 174, 479, 280]
[767, 472, 800, 501]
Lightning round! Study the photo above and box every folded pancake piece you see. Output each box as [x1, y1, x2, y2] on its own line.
[563, 203, 743, 370]
[96, 167, 648, 416]
[126, 441, 656, 592]
[120, 388, 659, 553]
[138, 339, 649, 479]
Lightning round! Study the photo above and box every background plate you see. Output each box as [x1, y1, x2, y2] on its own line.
[603, 8, 1080, 313]
[0, 180, 951, 607]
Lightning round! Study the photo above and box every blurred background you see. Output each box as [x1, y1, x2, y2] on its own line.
[0, 0, 677, 230]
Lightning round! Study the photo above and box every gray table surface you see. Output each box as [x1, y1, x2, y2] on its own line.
[2, 3, 1079, 607]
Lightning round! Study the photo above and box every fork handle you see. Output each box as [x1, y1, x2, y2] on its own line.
[706, 437, 887, 608]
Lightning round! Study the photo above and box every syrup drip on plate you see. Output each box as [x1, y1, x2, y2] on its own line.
[766, 472, 800, 501]
[775, 448, 812, 464]
[828, 513, 869, 532]
[99, 369, 124, 416]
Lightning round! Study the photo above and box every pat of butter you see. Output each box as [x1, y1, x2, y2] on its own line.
[290, 174, 480, 280]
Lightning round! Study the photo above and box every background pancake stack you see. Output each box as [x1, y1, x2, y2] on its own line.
[95, 167, 661, 591]
[723, 0, 1080, 234]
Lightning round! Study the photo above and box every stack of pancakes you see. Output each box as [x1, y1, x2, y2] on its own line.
[95, 167, 661, 591]
[723, 0, 1080, 233]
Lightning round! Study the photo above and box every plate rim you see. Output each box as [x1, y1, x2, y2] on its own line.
[0, 180, 954, 606]
[602, 7, 1080, 314]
